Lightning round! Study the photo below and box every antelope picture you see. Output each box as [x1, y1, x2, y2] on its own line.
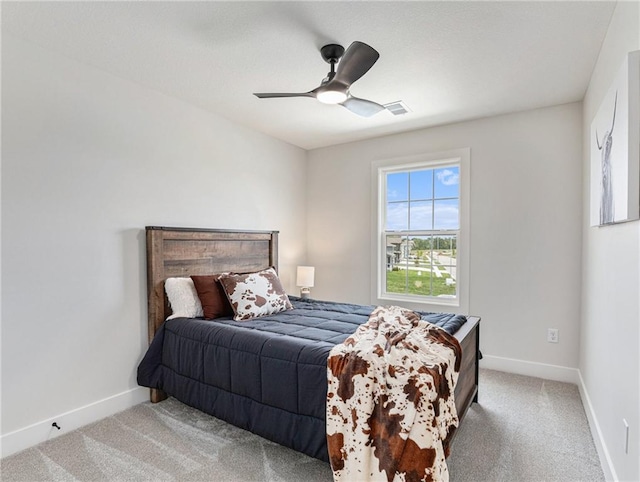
[596, 91, 617, 225]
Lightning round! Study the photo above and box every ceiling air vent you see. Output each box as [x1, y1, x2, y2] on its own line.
[384, 100, 411, 116]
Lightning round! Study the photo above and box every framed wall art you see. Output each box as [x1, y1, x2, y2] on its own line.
[590, 50, 640, 226]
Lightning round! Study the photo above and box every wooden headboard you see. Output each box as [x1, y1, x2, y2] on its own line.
[145, 226, 279, 343]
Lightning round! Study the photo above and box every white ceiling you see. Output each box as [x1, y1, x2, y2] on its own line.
[3, 1, 615, 150]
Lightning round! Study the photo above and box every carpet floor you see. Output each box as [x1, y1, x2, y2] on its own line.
[1, 369, 604, 481]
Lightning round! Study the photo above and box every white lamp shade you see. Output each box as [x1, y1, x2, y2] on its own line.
[296, 266, 315, 287]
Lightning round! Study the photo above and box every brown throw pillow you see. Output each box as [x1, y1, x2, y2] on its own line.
[190, 274, 233, 319]
[218, 267, 293, 321]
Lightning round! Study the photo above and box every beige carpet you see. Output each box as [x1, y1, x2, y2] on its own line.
[1, 369, 604, 481]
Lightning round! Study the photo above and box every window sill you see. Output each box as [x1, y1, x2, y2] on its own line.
[376, 293, 461, 313]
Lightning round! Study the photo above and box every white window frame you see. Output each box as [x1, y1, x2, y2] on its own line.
[370, 148, 470, 313]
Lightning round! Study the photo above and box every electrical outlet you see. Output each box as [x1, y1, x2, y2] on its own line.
[547, 328, 559, 343]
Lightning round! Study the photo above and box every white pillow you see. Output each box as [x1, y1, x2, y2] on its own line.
[164, 277, 203, 320]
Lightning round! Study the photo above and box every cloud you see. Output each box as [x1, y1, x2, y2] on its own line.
[409, 203, 432, 230]
[433, 203, 459, 229]
[436, 169, 459, 186]
[387, 189, 401, 201]
[386, 203, 409, 230]
[386, 201, 458, 231]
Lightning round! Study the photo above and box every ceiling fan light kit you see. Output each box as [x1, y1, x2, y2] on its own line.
[316, 87, 347, 104]
[254, 41, 386, 117]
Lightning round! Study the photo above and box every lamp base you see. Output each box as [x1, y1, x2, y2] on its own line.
[300, 287, 311, 299]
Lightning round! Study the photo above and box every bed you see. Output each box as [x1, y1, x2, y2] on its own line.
[137, 226, 480, 464]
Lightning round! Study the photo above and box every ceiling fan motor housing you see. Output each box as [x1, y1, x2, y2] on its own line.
[320, 44, 345, 64]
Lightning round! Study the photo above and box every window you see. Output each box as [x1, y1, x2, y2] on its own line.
[372, 149, 469, 311]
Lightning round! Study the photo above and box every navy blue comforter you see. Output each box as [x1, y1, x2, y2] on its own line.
[137, 297, 467, 461]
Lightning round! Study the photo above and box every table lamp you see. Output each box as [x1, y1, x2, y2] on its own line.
[296, 266, 315, 299]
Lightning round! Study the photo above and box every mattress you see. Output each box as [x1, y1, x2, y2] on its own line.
[137, 297, 467, 461]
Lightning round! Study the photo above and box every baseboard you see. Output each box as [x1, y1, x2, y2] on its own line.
[1, 386, 148, 458]
[480, 354, 580, 384]
[577, 371, 617, 481]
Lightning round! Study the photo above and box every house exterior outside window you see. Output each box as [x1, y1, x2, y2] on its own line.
[371, 149, 470, 313]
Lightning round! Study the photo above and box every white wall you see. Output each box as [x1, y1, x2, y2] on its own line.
[307, 103, 583, 373]
[580, 2, 640, 481]
[1, 34, 307, 454]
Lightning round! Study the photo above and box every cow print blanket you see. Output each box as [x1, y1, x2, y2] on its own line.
[326, 305, 461, 482]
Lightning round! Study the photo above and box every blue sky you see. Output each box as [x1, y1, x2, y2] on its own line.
[386, 166, 459, 231]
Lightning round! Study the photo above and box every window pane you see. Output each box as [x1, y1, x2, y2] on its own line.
[385, 235, 409, 294]
[433, 273, 457, 297]
[409, 201, 432, 230]
[434, 166, 459, 199]
[409, 169, 433, 201]
[434, 199, 459, 229]
[431, 235, 457, 297]
[446, 238, 457, 275]
[387, 172, 408, 202]
[386, 202, 409, 230]
[408, 236, 432, 296]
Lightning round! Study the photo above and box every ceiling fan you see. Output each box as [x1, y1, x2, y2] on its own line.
[254, 41, 385, 117]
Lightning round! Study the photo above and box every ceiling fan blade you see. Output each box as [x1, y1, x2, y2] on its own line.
[334, 41, 380, 86]
[341, 96, 385, 117]
[254, 92, 315, 99]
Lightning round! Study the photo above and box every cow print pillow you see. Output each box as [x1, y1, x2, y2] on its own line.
[219, 267, 293, 321]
